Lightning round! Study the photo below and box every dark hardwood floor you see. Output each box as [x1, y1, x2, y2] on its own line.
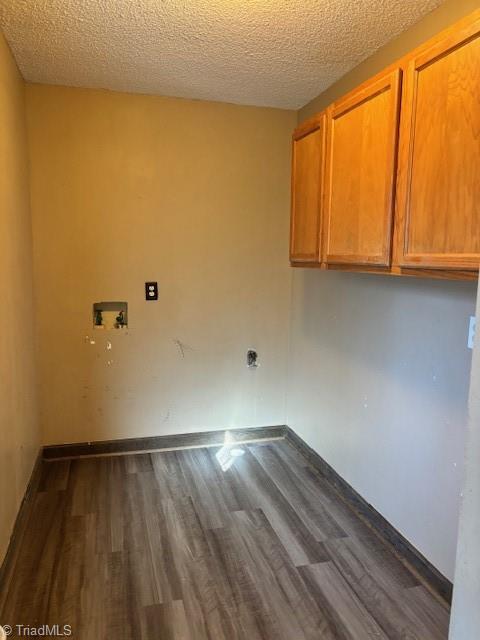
[0, 440, 450, 639]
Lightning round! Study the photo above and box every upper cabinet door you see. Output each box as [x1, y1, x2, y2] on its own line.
[323, 70, 402, 266]
[395, 17, 480, 270]
[290, 114, 326, 264]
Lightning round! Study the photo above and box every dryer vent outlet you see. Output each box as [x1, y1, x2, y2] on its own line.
[247, 349, 258, 368]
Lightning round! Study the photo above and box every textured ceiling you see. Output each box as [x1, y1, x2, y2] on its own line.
[0, 0, 444, 109]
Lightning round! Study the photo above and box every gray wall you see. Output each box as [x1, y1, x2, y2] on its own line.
[288, 0, 479, 582]
[449, 278, 480, 637]
[287, 272, 475, 579]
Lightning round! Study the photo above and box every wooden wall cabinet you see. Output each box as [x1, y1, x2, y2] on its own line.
[394, 16, 480, 271]
[323, 70, 401, 267]
[290, 114, 326, 264]
[290, 9, 480, 280]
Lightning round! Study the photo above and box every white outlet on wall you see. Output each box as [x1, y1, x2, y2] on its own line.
[468, 316, 476, 350]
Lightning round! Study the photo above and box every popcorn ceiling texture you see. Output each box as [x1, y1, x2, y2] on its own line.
[0, 0, 443, 109]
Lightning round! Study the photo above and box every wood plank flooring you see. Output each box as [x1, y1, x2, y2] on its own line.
[0, 440, 450, 639]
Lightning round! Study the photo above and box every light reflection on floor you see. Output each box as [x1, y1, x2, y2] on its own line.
[216, 444, 245, 471]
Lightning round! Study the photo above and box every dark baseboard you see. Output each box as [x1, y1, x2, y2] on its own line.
[0, 449, 43, 605]
[43, 425, 287, 459]
[284, 426, 453, 604]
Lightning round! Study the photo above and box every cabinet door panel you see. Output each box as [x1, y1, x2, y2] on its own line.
[324, 70, 401, 266]
[290, 115, 325, 263]
[395, 18, 480, 269]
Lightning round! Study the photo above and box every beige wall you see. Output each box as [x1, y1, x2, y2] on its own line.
[0, 33, 39, 563]
[26, 85, 295, 445]
[288, 0, 478, 581]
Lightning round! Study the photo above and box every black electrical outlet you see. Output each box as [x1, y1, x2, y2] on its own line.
[145, 282, 158, 301]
